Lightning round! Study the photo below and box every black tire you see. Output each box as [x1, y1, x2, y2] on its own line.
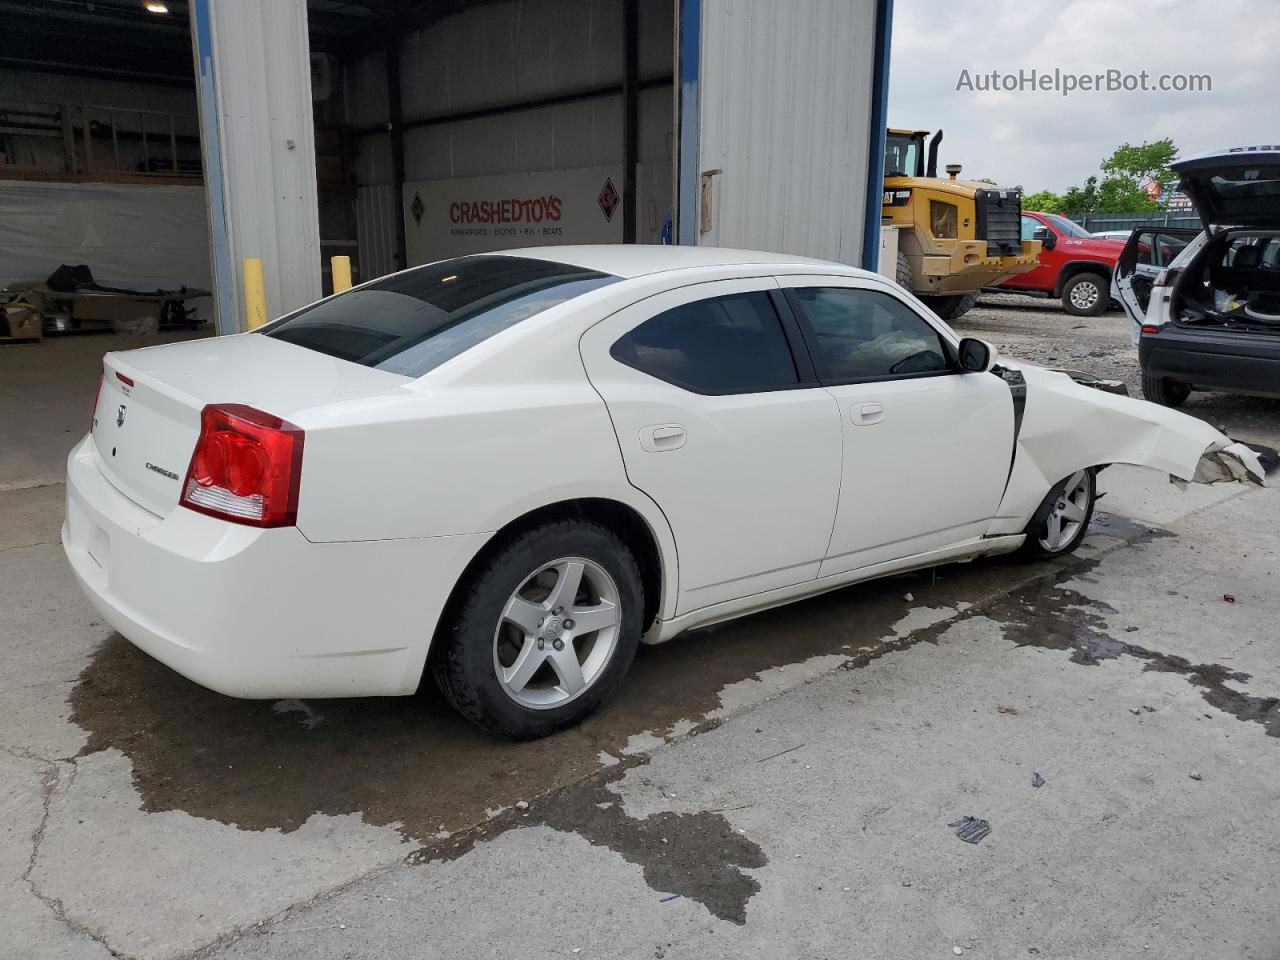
[1017, 468, 1097, 561]
[922, 292, 979, 322]
[1141, 374, 1191, 408]
[431, 519, 644, 740]
[1061, 271, 1110, 317]
[895, 251, 913, 291]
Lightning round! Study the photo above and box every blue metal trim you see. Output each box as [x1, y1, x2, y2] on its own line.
[676, 0, 701, 245]
[191, 0, 236, 334]
[862, 0, 894, 270]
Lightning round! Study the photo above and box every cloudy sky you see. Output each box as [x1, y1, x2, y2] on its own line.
[888, 0, 1278, 192]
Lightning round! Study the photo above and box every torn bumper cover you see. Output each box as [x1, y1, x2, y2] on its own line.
[990, 363, 1264, 535]
[1183, 440, 1264, 487]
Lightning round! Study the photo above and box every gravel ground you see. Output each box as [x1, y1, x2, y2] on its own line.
[958, 291, 1280, 448]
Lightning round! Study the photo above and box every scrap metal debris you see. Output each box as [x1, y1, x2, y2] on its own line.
[948, 816, 992, 844]
[756, 744, 804, 763]
[1031, 772, 1045, 788]
[1223, 594, 1237, 604]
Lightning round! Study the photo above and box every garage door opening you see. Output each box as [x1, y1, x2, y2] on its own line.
[342, 0, 676, 279]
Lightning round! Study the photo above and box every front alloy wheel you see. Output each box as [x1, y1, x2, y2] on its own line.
[494, 557, 621, 710]
[1019, 468, 1097, 560]
[1038, 470, 1092, 552]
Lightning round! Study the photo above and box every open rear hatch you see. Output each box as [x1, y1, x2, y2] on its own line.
[90, 333, 409, 517]
[1173, 147, 1280, 231]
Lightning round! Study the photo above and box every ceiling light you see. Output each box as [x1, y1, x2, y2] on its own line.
[144, 2, 170, 13]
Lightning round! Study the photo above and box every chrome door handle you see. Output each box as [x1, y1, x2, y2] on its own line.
[639, 423, 687, 452]
[852, 402, 884, 426]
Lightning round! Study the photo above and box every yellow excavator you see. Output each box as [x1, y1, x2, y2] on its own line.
[883, 128, 1041, 320]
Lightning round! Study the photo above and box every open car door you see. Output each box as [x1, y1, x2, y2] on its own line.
[1113, 226, 1201, 342]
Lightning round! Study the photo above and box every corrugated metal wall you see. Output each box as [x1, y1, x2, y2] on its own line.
[354, 184, 398, 279]
[347, 0, 675, 268]
[697, 0, 877, 265]
[195, 0, 322, 329]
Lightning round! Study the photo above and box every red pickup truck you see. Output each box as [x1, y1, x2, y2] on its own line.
[999, 211, 1127, 316]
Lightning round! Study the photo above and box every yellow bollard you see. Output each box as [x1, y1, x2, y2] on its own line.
[331, 255, 353, 293]
[242, 257, 267, 330]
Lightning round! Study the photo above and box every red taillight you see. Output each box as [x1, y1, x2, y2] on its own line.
[179, 404, 304, 528]
[1140, 325, 1159, 335]
[115, 371, 134, 387]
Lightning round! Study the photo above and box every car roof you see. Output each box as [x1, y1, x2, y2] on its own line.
[481, 244, 866, 280]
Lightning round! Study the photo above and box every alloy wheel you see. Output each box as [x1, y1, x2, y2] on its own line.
[492, 557, 621, 710]
[1038, 470, 1091, 552]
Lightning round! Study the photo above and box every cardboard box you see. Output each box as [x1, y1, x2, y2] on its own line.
[1, 305, 42, 342]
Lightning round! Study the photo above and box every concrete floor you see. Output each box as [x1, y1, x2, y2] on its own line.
[2, 315, 1279, 960]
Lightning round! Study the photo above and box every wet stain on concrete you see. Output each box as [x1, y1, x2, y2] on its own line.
[64, 506, 1275, 923]
[535, 773, 766, 925]
[68, 555, 1030, 838]
[66, 543, 1042, 920]
[835, 524, 1280, 739]
[420, 760, 767, 924]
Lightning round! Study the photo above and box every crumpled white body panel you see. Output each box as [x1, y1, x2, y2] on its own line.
[989, 364, 1263, 535]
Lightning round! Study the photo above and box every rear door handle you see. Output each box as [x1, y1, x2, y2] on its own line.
[852, 402, 884, 426]
[639, 423, 687, 452]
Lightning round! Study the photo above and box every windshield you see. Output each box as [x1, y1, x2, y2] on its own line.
[263, 256, 618, 377]
[884, 134, 921, 178]
[1047, 215, 1092, 238]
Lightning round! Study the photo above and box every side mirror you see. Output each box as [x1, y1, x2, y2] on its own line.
[1032, 225, 1056, 250]
[958, 337, 997, 373]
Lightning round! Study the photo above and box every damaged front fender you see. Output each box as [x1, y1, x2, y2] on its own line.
[988, 364, 1263, 535]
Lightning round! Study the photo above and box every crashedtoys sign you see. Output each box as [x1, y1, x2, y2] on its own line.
[405, 166, 623, 263]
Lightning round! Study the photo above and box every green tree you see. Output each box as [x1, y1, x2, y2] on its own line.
[1061, 177, 1099, 214]
[1022, 189, 1066, 213]
[1048, 139, 1179, 215]
[1096, 175, 1156, 213]
[1101, 138, 1179, 195]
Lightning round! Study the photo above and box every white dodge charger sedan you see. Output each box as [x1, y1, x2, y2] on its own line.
[64, 246, 1262, 739]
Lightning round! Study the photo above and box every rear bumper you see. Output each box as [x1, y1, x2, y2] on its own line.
[1140, 325, 1280, 397]
[62, 435, 488, 698]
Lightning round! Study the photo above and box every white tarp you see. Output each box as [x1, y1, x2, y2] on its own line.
[0, 180, 211, 307]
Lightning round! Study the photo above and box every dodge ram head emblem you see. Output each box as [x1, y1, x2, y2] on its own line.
[117, 405, 127, 428]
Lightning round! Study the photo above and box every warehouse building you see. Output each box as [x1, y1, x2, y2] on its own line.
[0, 0, 892, 344]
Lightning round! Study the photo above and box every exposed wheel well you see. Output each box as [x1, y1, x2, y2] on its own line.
[1055, 262, 1112, 297]
[426, 498, 664, 677]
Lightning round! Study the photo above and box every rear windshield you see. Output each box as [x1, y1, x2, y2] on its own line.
[1047, 215, 1091, 238]
[263, 255, 618, 377]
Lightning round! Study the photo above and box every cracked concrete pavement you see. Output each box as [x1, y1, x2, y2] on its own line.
[2, 316, 1279, 959]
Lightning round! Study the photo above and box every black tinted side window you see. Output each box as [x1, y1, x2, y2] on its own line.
[610, 292, 799, 394]
[787, 287, 952, 382]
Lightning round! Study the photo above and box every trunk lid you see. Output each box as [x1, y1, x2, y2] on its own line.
[91, 333, 409, 517]
[1173, 147, 1280, 230]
